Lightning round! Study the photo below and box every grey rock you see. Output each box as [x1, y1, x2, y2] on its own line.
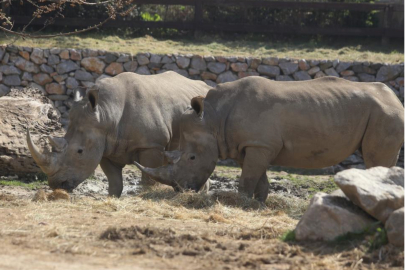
[66, 77, 79, 89]
[226, 56, 237, 63]
[343, 76, 360, 82]
[123, 61, 138, 72]
[191, 56, 207, 71]
[188, 68, 200, 76]
[0, 48, 5, 61]
[3, 75, 21, 86]
[81, 81, 95, 88]
[315, 71, 326, 78]
[172, 69, 188, 77]
[150, 54, 162, 64]
[352, 65, 376, 74]
[295, 193, 376, 241]
[336, 62, 353, 73]
[216, 71, 238, 84]
[293, 71, 311, 81]
[136, 54, 150, 66]
[2, 53, 9, 64]
[276, 75, 293, 81]
[262, 57, 279, 66]
[320, 61, 333, 70]
[204, 56, 216, 62]
[47, 95, 70, 101]
[163, 63, 179, 71]
[50, 48, 61, 55]
[0, 84, 10, 97]
[335, 167, 404, 223]
[57, 60, 80, 74]
[0, 65, 21, 75]
[75, 70, 94, 81]
[70, 49, 82, 61]
[247, 57, 261, 69]
[82, 49, 98, 57]
[324, 68, 339, 77]
[309, 60, 320, 67]
[230, 63, 248, 72]
[208, 62, 227, 74]
[358, 73, 375, 82]
[161, 55, 174, 64]
[385, 207, 404, 247]
[53, 74, 68, 83]
[48, 54, 60, 66]
[15, 57, 40, 73]
[30, 48, 45, 64]
[376, 65, 403, 82]
[104, 53, 117, 64]
[257, 65, 280, 77]
[176, 56, 190, 69]
[279, 62, 298, 75]
[204, 80, 217, 87]
[22, 72, 33, 81]
[28, 82, 45, 94]
[40, 64, 54, 74]
[116, 54, 131, 63]
[307, 66, 320, 76]
[332, 59, 340, 68]
[135, 66, 151, 75]
[33, 73, 53, 86]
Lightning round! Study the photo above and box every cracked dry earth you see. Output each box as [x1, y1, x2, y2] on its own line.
[0, 166, 403, 270]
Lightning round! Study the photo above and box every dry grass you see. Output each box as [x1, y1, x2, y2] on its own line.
[0, 185, 403, 269]
[2, 33, 403, 63]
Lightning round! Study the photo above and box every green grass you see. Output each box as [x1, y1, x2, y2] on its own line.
[280, 230, 296, 242]
[0, 180, 47, 190]
[1, 31, 403, 63]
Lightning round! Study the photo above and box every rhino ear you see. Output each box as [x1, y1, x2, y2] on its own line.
[87, 85, 99, 110]
[191, 96, 205, 120]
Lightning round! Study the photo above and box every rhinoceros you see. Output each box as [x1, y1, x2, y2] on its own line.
[135, 76, 404, 202]
[27, 71, 210, 197]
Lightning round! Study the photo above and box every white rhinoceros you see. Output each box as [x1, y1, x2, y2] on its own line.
[27, 71, 210, 197]
[135, 76, 404, 202]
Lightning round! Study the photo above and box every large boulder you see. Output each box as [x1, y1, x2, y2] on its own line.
[385, 207, 404, 248]
[295, 193, 376, 241]
[0, 88, 64, 176]
[334, 167, 404, 223]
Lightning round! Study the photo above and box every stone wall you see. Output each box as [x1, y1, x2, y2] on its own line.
[0, 45, 404, 129]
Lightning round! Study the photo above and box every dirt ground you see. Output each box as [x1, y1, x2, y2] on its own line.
[0, 165, 403, 270]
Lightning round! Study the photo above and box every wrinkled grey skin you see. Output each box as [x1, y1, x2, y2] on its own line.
[136, 76, 404, 202]
[27, 71, 210, 197]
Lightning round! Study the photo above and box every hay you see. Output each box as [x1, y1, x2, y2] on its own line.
[32, 189, 70, 202]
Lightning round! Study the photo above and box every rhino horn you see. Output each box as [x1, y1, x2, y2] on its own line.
[27, 129, 50, 166]
[133, 162, 174, 186]
[164, 150, 182, 164]
[48, 136, 67, 152]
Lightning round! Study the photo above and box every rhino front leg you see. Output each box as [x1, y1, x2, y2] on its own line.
[139, 148, 164, 187]
[100, 157, 124, 197]
[254, 173, 269, 202]
[239, 147, 277, 201]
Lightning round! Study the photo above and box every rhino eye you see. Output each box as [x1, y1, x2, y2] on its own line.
[190, 156, 195, 160]
[78, 149, 83, 154]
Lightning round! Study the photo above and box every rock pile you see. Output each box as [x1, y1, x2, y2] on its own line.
[0, 87, 64, 176]
[295, 166, 404, 248]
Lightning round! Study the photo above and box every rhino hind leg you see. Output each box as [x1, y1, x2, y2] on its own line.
[139, 148, 165, 187]
[361, 115, 404, 168]
[100, 158, 124, 198]
[254, 173, 269, 202]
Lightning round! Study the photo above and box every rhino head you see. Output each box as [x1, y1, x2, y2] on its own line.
[135, 96, 218, 191]
[27, 87, 106, 191]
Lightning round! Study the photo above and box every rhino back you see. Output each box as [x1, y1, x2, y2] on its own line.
[96, 72, 210, 157]
[207, 76, 403, 167]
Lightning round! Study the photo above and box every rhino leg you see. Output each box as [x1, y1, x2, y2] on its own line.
[239, 147, 277, 200]
[100, 158, 124, 197]
[254, 173, 269, 202]
[139, 148, 164, 187]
